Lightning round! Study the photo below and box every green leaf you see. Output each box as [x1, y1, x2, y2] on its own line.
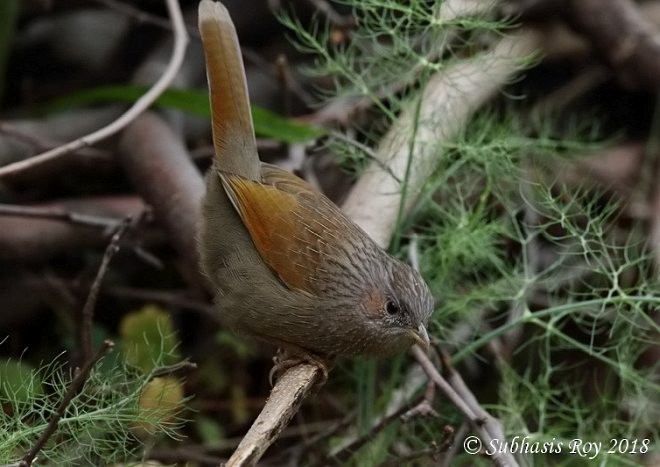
[42, 85, 324, 143]
[251, 105, 324, 142]
[119, 304, 180, 372]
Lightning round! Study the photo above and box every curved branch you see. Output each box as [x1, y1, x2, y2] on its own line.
[0, 0, 189, 179]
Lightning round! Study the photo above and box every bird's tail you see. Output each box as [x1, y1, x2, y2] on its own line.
[198, 0, 260, 181]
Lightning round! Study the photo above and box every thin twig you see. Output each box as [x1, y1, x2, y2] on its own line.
[439, 350, 506, 442]
[0, 123, 111, 159]
[412, 346, 519, 467]
[440, 421, 469, 467]
[376, 425, 455, 467]
[401, 377, 438, 420]
[80, 218, 131, 363]
[329, 131, 402, 183]
[323, 394, 425, 466]
[0, 0, 189, 178]
[0, 203, 121, 230]
[152, 360, 198, 378]
[20, 340, 115, 467]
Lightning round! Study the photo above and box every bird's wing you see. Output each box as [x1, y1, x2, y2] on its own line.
[219, 164, 367, 296]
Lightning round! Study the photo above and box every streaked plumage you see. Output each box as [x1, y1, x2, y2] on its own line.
[197, 0, 434, 360]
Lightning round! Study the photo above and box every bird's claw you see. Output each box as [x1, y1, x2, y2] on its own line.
[269, 349, 330, 386]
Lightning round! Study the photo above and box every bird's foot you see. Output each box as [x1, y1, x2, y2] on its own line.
[269, 348, 331, 387]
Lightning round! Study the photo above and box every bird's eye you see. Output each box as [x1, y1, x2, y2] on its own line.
[385, 299, 399, 315]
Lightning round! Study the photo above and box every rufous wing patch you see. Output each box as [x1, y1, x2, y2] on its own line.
[219, 166, 369, 297]
[220, 172, 314, 292]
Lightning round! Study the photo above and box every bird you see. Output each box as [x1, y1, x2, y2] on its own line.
[197, 0, 434, 380]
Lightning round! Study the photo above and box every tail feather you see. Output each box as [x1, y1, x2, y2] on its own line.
[198, 0, 260, 180]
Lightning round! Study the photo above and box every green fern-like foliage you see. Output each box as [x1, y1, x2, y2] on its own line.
[282, 1, 659, 465]
[0, 309, 186, 465]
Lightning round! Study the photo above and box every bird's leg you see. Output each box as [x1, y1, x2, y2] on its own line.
[247, 331, 333, 385]
[269, 346, 332, 387]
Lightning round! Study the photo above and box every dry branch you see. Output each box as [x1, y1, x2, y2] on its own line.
[0, 0, 189, 179]
[0, 197, 144, 262]
[80, 219, 131, 362]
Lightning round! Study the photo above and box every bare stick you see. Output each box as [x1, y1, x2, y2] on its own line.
[440, 422, 469, 467]
[0, 0, 188, 179]
[322, 395, 426, 466]
[80, 219, 131, 363]
[226, 364, 321, 466]
[20, 340, 115, 467]
[0, 123, 111, 160]
[0, 197, 144, 262]
[412, 346, 518, 467]
[0, 203, 120, 229]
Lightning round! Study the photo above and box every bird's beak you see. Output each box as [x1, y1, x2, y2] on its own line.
[410, 324, 430, 352]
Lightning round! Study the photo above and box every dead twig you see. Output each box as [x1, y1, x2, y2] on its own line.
[413, 346, 518, 467]
[20, 340, 115, 467]
[401, 377, 438, 420]
[0, 123, 111, 160]
[0, 204, 120, 230]
[80, 218, 131, 363]
[321, 393, 429, 466]
[0, 197, 144, 263]
[376, 425, 455, 467]
[0, 0, 189, 178]
[439, 421, 469, 467]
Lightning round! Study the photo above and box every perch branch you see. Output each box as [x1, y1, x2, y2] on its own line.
[0, 203, 120, 229]
[226, 364, 321, 466]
